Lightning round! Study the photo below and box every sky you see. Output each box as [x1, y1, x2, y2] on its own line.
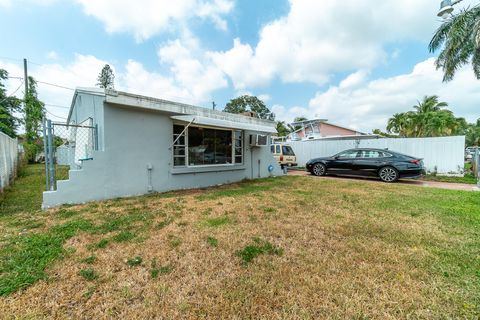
[0, 0, 479, 133]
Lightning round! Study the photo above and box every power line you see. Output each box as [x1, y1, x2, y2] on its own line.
[44, 103, 70, 109]
[0, 56, 45, 66]
[7, 76, 75, 92]
[0, 79, 24, 104]
[0, 56, 23, 63]
[45, 109, 67, 120]
[36, 80, 75, 91]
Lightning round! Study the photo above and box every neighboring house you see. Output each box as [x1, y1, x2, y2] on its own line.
[43, 88, 283, 208]
[287, 118, 366, 141]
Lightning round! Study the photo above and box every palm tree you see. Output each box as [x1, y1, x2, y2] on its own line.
[387, 112, 410, 137]
[429, 5, 480, 82]
[413, 95, 448, 113]
[387, 96, 462, 137]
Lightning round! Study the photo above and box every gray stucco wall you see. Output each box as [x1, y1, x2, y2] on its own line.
[69, 91, 106, 151]
[43, 102, 283, 208]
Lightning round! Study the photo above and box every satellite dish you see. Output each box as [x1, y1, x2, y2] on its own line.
[438, 0, 454, 18]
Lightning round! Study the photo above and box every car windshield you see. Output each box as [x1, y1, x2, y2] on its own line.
[282, 146, 295, 156]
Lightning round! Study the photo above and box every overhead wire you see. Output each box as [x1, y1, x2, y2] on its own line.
[0, 79, 24, 104]
[44, 103, 70, 109]
[45, 109, 67, 120]
[36, 80, 75, 91]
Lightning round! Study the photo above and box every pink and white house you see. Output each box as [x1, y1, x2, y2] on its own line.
[287, 119, 366, 141]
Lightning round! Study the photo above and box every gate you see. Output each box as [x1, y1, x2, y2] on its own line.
[43, 118, 98, 191]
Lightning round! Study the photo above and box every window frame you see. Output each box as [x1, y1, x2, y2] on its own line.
[337, 150, 358, 159]
[172, 123, 244, 168]
[173, 124, 187, 167]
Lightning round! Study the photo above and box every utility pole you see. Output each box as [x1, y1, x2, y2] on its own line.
[23, 58, 28, 100]
[212, 101, 216, 110]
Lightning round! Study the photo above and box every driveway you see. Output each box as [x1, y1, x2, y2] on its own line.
[288, 169, 479, 192]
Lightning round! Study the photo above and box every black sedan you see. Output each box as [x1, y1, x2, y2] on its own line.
[305, 148, 425, 182]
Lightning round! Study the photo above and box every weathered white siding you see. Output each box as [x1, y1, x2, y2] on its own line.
[289, 136, 465, 175]
[0, 132, 19, 191]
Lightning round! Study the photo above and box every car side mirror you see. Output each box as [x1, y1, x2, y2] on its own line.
[334, 155, 340, 160]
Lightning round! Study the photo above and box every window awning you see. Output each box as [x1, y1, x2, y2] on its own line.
[170, 115, 276, 133]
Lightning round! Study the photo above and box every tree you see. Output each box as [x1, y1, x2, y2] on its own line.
[429, 5, 480, 82]
[96, 64, 115, 89]
[290, 116, 308, 132]
[386, 95, 465, 138]
[276, 121, 290, 136]
[223, 95, 275, 120]
[24, 76, 45, 162]
[0, 69, 22, 137]
[465, 118, 480, 146]
[372, 129, 397, 138]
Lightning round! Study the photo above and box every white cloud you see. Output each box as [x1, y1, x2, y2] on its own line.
[272, 104, 309, 123]
[46, 51, 58, 60]
[1, 55, 109, 121]
[258, 94, 271, 102]
[298, 58, 480, 133]
[157, 35, 228, 101]
[0, 0, 58, 7]
[74, 0, 234, 41]
[1, 40, 228, 122]
[211, 0, 478, 89]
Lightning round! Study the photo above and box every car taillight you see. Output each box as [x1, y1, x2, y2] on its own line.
[280, 155, 284, 161]
[410, 159, 420, 164]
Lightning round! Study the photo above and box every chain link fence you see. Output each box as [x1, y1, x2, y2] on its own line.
[0, 131, 19, 192]
[43, 118, 97, 191]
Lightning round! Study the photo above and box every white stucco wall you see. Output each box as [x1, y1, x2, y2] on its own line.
[43, 100, 283, 208]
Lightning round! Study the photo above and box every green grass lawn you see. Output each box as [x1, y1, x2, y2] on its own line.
[0, 164, 479, 318]
[422, 173, 477, 184]
[422, 162, 477, 184]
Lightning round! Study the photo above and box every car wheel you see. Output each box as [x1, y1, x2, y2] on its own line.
[312, 163, 327, 176]
[379, 166, 399, 183]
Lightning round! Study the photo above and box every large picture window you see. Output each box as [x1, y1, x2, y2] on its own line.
[173, 124, 244, 167]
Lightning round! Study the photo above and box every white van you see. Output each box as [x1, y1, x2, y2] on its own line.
[271, 144, 297, 167]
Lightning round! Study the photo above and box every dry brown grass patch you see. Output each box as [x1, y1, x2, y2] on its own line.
[1, 176, 479, 319]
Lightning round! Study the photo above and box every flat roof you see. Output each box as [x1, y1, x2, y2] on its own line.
[67, 88, 276, 132]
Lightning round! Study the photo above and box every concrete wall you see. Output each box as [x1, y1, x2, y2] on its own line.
[43, 103, 283, 208]
[69, 92, 105, 151]
[289, 136, 466, 175]
[319, 123, 357, 137]
[0, 132, 18, 191]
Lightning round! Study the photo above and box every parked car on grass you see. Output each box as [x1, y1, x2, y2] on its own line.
[271, 144, 297, 168]
[306, 148, 425, 182]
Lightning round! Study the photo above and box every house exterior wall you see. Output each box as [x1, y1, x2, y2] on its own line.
[43, 101, 283, 208]
[289, 122, 360, 141]
[69, 92, 106, 151]
[319, 123, 358, 137]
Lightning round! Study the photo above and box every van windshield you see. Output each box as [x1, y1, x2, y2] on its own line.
[282, 146, 295, 156]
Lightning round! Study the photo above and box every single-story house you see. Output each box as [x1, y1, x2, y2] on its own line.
[42, 88, 283, 208]
[288, 118, 366, 141]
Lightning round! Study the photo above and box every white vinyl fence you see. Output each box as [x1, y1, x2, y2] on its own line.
[0, 131, 19, 191]
[289, 136, 466, 175]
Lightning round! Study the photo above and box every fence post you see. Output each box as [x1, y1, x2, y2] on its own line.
[475, 149, 480, 188]
[47, 120, 56, 190]
[42, 118, 50, 191]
